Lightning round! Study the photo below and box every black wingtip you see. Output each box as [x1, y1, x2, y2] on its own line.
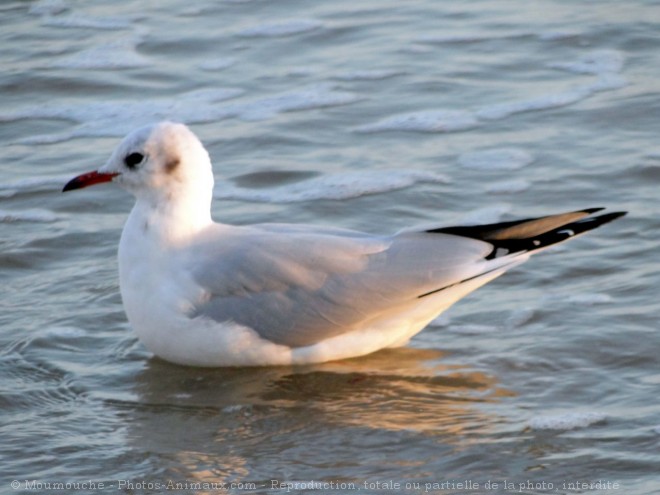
[604, 210, 628, 220]
[504, 209, 628, 257]
[430, 208, 627, 261]
[577, 210, 628, 228]
[416, 208, 627, 298]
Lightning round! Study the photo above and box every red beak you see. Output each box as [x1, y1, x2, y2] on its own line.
[62, 171, 119, 192]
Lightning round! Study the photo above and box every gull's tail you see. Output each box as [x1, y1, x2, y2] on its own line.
[428, 207, 627, 260]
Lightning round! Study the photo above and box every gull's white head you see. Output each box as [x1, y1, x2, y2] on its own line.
[63, 121, 214, 205]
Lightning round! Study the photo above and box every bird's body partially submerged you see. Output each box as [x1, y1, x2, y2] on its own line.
[63, 122, 626, 367]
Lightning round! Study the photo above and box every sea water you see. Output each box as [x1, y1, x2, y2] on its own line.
[1, 0, 659, 494]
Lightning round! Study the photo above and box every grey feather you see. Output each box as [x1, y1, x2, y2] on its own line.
[187, 224, 495, 347]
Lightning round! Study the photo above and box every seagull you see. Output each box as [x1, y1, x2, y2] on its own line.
[63, 122, 626, 367]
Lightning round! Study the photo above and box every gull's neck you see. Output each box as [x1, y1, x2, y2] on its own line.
[125, 186, 214, 248]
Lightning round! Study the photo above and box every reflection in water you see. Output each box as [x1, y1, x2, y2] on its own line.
[122, 347, 512, 487]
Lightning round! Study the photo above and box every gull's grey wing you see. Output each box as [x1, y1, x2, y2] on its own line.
[187, 224, 495, 347]
[186, 208, 625, 347]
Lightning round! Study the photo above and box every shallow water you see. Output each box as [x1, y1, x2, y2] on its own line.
[1, 0, 659, 494]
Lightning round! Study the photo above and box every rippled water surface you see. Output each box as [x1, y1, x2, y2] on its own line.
[2, 0, 659, 494]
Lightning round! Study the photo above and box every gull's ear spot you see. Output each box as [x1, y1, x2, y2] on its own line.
[165, 157, 180, 174]
[125, 152, 144, 170]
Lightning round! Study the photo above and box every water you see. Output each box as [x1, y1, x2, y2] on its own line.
[1, 0, 658, 493]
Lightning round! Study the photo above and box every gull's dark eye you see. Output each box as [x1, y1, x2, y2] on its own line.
[125, 152, 144, 169]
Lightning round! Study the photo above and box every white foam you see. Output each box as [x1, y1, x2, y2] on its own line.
[50, 37, 149, 70]
[238, 19, 322, 38]
[566, 293, 613, 305]
[478, 67, 626, 121]
[399, 45, 433, 54]
[180, 6, 206, 16]
[198, 57, 236, 71]
[42, 326, 87, 338]
[4, 88, 244, 144]
[180, 87, 246, 104]
[286, 67, 316, 77]
[506, 308, 535, 328]
[356, 78, 624, 134]
[418, 30, 584, 45]
[4, 84, 357, 143]
[224, 83, 361, 121]
[459, 148, 534, 171]
[354, 110, 479, 133]
[449, 323, 499, 334]
[415, 32, 529, 44]
[334, 70, 403, 81]
[355, 50, 626, 134]
[28, 0, 68, 16]
[0, 209, 60, 223]
[41, 14, 134, 30]
[537, 30, 583, 41]
[215, 170, 449, 203]
[585, 73, 627, 92]
[486, 179, 531, 194]
[547, 50, 624, 75]
[222, 404, 247, 413]
[528, 412, 606, 430]
[475, 87, 593, 121]
[473, 51, 626, 121]
[0, 176, 72, 193]
[171, 393, 193, 399]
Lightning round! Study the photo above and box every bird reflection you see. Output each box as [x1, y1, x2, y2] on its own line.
[123, 346, 512, 488]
